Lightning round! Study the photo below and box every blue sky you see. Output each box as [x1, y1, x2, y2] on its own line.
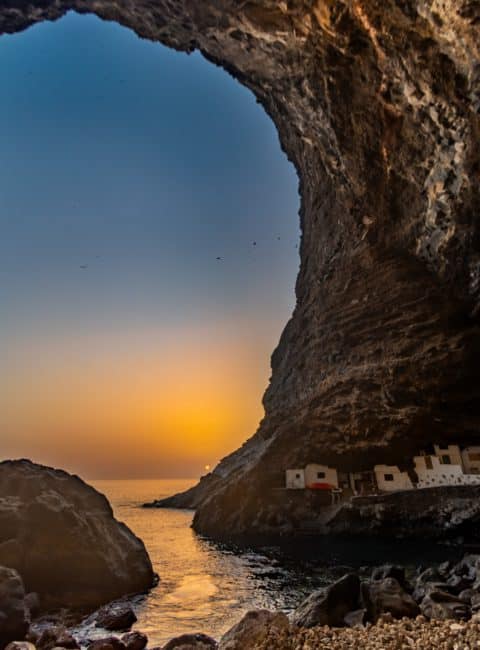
[0, 12, 300, 477]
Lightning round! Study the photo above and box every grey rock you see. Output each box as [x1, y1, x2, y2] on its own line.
[163, 633, 217, 649]
[0, 567, 30, 650]
[121, 632, 147, 650]
[343, 609, 367, 628]
[361, 578, 419, 622]
[420, 590, 470, 620]
[293, 574, 361, 628]
[0, 460, 155, 610]
[219, 610, 289, 650]
[87, 638, 126, 650]
[96, 603, 137, 632]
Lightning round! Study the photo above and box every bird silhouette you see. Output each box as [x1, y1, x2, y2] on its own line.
[216, 257, 222, 261]
[252, 241, 257, 246]
[80, 265, 88, 269]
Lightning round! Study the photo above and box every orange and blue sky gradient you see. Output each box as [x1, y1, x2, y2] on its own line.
[0, 12, 299, 479]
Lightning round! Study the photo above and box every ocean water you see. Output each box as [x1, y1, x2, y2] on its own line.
[76, 479, 459, 646]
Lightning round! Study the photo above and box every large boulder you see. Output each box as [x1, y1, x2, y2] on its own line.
[0, 567, 29, 650]
[0, 460, 156, 610]
[292, 574, 361, 628]
[361, 578, 420, 622]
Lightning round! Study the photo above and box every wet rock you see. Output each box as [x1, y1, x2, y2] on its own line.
[292, 574, 361, 628]
[420, 590, 470, 620]
[0, 567, 30, 650]
[36, 627, 79, 650]
[361, 578, 419, 622]
[121, 632, 147, 650]
[162, 633, 217, 649]
[87, 638, 126, 650]
[219, 610, 289, 650]
[96, 603, 137, 632]
[0, 460, 155, 610]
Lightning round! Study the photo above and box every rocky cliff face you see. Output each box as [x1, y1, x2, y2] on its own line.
[2, 1, 479, 538]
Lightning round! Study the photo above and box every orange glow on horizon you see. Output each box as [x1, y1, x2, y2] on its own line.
[1, 316, 275, 478]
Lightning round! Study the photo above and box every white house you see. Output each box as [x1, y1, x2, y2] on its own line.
[285, 468, 305, 489]
[461, 447, 480, 474]
[304, 463, 338, 489]
[433, 444, 463, 467]
[374, 464, 413, 492]
[413, 453, 480, 488]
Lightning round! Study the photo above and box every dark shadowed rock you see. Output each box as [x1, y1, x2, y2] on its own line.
[219, 610, 289, 650]
[162, 633, 217, 650]
[23, 594, 40, 619]
[121, 632, 147, 650]
[371, 566, 410, 591]
[292, 574, 361, 628]
[0, 460, 155, 610]
[0, 567, 29, 650]
[361, 578, 419, 622]
[36, 626, 79, 650]
[344, 609, 366, 628]
[420, 590, 470, 620]
[87, 638, 126, 650]
[96, 603, 137, 632]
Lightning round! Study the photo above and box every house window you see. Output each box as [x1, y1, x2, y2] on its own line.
[440, 455, 451, 464]
[469, 453, 480, 461]
[295, 473, 301, 479]
[425, 456, 433, 469]
[317, 471, 326, 479]
[384, 474, 394, 481]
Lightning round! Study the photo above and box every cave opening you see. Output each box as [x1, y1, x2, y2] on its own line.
[0, 10, 300, 480]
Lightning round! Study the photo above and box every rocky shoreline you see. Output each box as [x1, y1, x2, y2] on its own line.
[5, 553, 480, 649]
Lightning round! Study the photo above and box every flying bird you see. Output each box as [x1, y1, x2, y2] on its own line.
[80, 265, 88, 269]
[252, 241, 257, 246]
[216, 256, 222, 261]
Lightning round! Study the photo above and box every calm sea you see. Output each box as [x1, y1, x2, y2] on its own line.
[73, 478, 459, 646]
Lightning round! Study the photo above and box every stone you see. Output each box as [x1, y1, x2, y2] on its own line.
[420, 590, 470, 620]
[24, 594, 40, 619]
[162, 633, 217, 649]
[371, 566, 409, 590]
[0, 566, 30, 650]
[96, 603, 137, 632]
[219, 610, 289, 650]
[0, 460, 155, 610]
[121, 632, 147, 650]
[2, 0, 480, 544]
[344, 609, 366, 628]
[292, 574, 361, 628]
[87, 638, 126, 650]
[36, 627, 79, 650]
[361, 578, 420, 622]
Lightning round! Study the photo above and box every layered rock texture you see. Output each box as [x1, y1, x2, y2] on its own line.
[2, 1, 479, 537]
[0, 460, 155, 609]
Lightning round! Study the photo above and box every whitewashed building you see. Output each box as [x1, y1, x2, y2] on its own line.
[304, 464, 338, 489]
[461, 447, 480, 474]
[413, 450, 480, 488]
[374, 464, 413, 492]
[285, 468, 305, 489]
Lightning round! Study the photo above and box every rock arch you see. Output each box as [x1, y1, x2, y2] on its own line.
[3, 1, 480, 537]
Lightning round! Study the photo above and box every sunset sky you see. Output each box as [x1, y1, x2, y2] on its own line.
[0, 12, 299, 479]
